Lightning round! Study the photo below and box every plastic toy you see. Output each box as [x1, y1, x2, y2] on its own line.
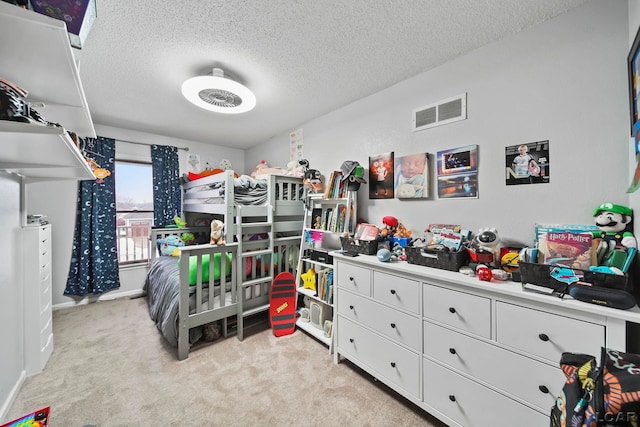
[592, 203, 637, 271]
[181, 232, 195, 245]
[174, 215, 187, 228]
[301, 267, 317, 291]
[377, 248, 392, 262]
[339, 160, 367, 191]
[210, 219, 226, 245]
[476, 264, 492, 281]
[470, 228, 503, 267]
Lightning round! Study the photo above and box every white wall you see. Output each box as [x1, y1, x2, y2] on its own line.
[0, 172, 24, 419]
[26, 126, 244, 308]
[247, 0, 630, 247]
[629, 0, 640, 218]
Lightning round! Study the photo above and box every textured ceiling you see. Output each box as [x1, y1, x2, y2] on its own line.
[75, 0, 592, 149]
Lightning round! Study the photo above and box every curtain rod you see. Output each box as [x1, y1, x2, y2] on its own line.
[116, 138, 190, 152]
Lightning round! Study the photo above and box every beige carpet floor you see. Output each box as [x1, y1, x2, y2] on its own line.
[5, 297, 446, 426]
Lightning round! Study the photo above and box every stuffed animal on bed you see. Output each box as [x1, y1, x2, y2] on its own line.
[157, 235, 185, 256]
[210, 219, 226, 245]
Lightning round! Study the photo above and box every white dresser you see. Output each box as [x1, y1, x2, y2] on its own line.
[23, 224, 53, 377]
[333, 253, 640, 427]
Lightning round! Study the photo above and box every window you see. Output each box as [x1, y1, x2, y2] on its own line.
[115, 160, 154, 264]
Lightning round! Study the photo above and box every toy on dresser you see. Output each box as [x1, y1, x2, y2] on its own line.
[468, 227, 503, 268]
[591, 202, 637, 273]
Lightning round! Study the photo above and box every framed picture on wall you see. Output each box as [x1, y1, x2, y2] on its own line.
[369, 152, 394, 199]
[394, 152, 429, 199]
[436, 144, 478, 199]
[505, 140, 550, 186]
[628, 25, 640, 136]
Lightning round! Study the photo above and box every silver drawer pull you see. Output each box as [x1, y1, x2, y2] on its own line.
[539, 385, 549, 394]
[538, 333, 549, 342]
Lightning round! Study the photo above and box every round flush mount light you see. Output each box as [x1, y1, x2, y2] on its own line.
[181, 68, 256, 114]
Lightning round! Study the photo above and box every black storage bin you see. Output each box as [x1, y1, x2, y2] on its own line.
[519, 261, 632, 293]
[405, 246, 470, 272]
[340, 237, 378, 255]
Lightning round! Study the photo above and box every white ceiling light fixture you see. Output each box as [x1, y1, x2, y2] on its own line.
[181, 67, 256, 114]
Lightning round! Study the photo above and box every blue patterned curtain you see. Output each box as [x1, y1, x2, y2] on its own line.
[65, 136, 120, 296]
[151, 145, 181, 227]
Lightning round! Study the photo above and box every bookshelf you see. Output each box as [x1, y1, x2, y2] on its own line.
[295, 192, 357, 351]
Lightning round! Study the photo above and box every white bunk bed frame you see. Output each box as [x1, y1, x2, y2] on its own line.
[149, 227, 238, 360]
[182, 170, 305, 340]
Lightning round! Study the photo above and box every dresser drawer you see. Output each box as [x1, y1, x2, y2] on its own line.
[423, 358, 548, 427]
[39, 259, 51, 283]
[373, 271, 420, 314]
[423, 284, 491, 339]
[336, 262, 371, 296]
[338, 317, 420, 398]
[424, 321, 563, 412]
[39, 279, 51, 311]
[40, 316, 52, 349]
[338, 289, 421, 350]
[38, 225, 51, 252]
[496, 302, 604, 364]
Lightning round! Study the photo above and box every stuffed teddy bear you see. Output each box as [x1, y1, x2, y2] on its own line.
[210, 219, 226, 245]
[157, 235, 184, 256]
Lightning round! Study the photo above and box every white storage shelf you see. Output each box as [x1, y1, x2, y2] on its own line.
[0, 3, 96, 182]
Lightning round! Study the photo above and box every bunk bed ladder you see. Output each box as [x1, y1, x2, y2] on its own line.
[236, 204, 274, 341]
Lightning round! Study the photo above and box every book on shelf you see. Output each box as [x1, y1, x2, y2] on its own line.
[537, 230, 598, 270]
[321, 208, 333, 230]
[324, 171, 343, 199]
[335, 203, 347, 233]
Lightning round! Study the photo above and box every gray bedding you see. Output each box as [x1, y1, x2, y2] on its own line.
[145, 256, 219, 347]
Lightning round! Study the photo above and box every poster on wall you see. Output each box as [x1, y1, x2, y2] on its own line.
[505, 140, 550, 186]
[394, 152, 429, 199]
[628, 26, 640, 135]
[436, 144, 478, 199]
[628, 121, 640, 193]
[186, 153, 201, 173]
[289, 128, 304, 161]
[369, 152, 394, 199]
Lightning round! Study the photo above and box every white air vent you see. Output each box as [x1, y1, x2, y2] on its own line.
[412, 93, 467, 132]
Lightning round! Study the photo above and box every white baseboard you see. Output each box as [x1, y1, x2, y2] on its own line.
[52, 289, 145, 311]
[0, 369, 26, 424]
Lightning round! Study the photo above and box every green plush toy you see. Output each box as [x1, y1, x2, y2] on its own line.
[184, 252, 233, 286]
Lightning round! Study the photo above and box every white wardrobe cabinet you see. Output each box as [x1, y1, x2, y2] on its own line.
[23, 224, 53, 377]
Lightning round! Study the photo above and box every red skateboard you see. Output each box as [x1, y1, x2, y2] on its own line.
[269, 271, 297, 337]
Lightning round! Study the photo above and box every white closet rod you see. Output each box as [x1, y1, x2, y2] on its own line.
[116, 138, 189, 152]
